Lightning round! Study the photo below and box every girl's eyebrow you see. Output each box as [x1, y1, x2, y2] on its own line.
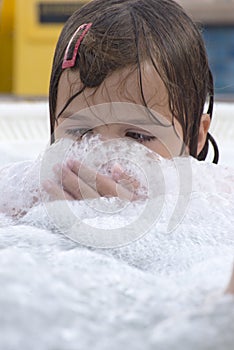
[58, 107, 171, 127]
[60, 113, 90, 120]
[63, 113, 164, 127]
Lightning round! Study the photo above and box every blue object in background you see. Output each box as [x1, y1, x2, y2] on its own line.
[203, 26, 234, 95]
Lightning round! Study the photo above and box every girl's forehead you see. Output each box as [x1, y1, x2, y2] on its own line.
[56, 62, 171, 121]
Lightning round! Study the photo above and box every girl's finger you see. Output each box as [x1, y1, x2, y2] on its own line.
[67, 160, 137, 201]
[43, 180, 74, 201]
[111, 163, 140, 191]
[55, 164, 100, 200]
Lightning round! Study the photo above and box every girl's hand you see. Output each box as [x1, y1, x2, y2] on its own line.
[43, 160, 144, 202]
[225, 266, 234, 295]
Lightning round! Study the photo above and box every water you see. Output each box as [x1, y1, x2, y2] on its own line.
[0, 137, 233, 350]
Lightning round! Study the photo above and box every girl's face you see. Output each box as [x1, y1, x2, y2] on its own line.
[54, 63, 187, 158]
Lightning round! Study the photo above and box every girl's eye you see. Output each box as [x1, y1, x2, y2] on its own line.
[65, 128, 93, 139]
[126, 131, 156, 143]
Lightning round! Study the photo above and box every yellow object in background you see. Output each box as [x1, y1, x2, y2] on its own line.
[0, 0, 89, 96]
[0, 0, 14, 93]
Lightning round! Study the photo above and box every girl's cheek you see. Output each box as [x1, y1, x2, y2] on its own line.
[145, 140, 180, 158]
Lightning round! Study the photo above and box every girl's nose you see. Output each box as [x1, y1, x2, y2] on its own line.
[92, 125, 121, 140]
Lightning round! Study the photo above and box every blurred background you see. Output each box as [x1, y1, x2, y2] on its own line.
[0, 0, 233, 165]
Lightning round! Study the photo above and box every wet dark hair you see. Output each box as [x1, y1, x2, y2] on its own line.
[49, 0, 219, 163]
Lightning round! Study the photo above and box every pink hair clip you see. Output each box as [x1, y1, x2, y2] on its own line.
[62, 23, 92, 69]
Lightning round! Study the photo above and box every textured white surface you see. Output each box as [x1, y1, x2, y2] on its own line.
[0, 101, 49, 163]
[0, 101, 233, 350]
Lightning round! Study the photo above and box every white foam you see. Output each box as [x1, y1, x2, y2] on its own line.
[0, 113, 234, 349]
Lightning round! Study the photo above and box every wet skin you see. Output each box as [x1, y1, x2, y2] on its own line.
[43, 63, 234, 295]
[45, 63, 209, 201]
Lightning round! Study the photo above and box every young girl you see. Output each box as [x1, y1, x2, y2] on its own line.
[41, 0, 234, 293]
[1, 0, 233, 293]
[44, 0, 219, 201]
